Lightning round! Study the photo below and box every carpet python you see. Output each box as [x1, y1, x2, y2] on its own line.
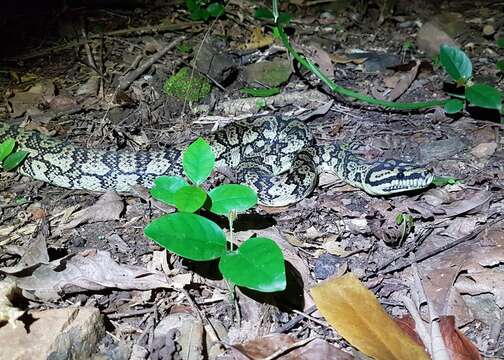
[0, 116, 433, 206]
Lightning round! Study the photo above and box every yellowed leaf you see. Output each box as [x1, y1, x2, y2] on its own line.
[239, 27, 274, 50]
[311, 273, 429, 360]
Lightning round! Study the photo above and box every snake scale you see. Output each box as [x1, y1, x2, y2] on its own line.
[0, 116, 433, 206]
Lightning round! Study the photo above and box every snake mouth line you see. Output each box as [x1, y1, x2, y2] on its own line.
[381, 175, 434, 193]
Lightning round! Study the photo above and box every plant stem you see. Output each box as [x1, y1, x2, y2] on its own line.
[228, 210, 236, 252]
[272, 2, 448, 110]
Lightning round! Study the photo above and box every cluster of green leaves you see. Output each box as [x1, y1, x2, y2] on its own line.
[186, 0, 224, 21]
[0, 138, 28, 171]
[440, 45, 502, 115]
[144, 139, 287, 293]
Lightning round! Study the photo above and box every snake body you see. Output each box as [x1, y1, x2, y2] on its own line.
[0, 117, 433, 206]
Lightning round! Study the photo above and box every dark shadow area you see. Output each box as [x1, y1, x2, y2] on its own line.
[238, 261, 305, 311]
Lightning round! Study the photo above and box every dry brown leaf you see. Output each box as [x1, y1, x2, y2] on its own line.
[420, 232, 504, 325]
[386, 60, 420, 101]
[439, 191, 492, 218]
[12, 249, 171, 300]
[439, 316, 482, 360]
[232, 335, 353, 360]
[309, 44, 334, 78]
[57, 192, 124, 232]
[231, 334, 297, 359]
[239, 26, 274, 50]
[311, 273, 429, 360]
[0, 233, 49, 274]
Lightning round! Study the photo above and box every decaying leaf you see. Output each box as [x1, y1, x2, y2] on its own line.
[239, 26, 274, 50]
[311, 273, 429, 360]
[11, 249, 171, 300]
[439, 316, 482, 360]
[0, 232, 49, 274]
[56, 192, 124, 232]
[231, 335, 353, 360]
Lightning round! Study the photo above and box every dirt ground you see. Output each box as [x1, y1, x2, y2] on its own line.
[0, 0, 503, 359]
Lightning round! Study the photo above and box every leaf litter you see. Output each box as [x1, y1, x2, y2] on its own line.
[0, 0, 503, 358]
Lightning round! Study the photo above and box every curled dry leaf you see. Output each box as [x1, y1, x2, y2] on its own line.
[56, 192, 124, 232]
[11, 249, 171, 300]
[440, 316, 482, 360]
[311, 273, 429, 360]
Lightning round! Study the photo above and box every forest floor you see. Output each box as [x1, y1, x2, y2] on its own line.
[0, 0, 503, 359]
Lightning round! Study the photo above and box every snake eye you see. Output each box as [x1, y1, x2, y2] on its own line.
[396, 171, 405, 179]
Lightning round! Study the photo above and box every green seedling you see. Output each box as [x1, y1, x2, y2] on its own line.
[0, 138, 29, 171]
[144, 138, 287, 293]
[439, 45, 502, 114]
[270, 0, 503, 116]
[395, 212, 415, 245]
[186, 0, 224, 21]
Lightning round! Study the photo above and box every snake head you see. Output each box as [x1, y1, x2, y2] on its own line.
[363, 159, 434, 195]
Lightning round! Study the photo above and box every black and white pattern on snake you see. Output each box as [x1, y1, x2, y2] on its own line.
[0, 116, 434, 206]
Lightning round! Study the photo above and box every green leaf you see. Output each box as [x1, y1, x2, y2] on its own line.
[209, 184, 257, 215]
[432, 176, 460, 186]
[219, 237, 286, 292]
[172, 185, 207, 213]
[185, 0, 199, 12]
[439, 44, 472, 82]
[0, 138, 15, 162]
[465, 83, 502, 111]
[444, 99, 464, 114]
[150, 176, 188, 205]
[207, 2, 224, 17]
[395, 213, 404, 225]
[183, 138, 215, 185]
[144, 213, 226, 261]
[240, 87, 281, 97]
[254, 7, 274, 19]
[497, 37, 504, 49]
[3, 151, 28, 171]
[497, 60, 504, 72]
[254, 7, 291, 25]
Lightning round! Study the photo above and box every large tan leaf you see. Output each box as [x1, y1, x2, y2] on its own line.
[311, 273, 429, 360]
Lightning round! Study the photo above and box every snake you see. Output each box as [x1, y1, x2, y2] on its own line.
[0, 116, 434, 206]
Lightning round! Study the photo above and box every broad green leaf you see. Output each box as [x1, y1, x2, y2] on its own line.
[444, 99, 464, 114]
[0, 138, 15, 162]
[150, 176, 188, 205]
[207, 2, 224, 17]
[183, 138, 215, 185]
[144, 213, 226, 261]
[465, 83, 502, 111]
[240, 87, 281, 97]
[254, 8, 274, 19]
[497, 60, 504, 72]
[439, 44, 472, 82]
[219, 237, 286, 292]
[172, 186, 207, 213]
[3, 151, 28, 171]
[209, 184, 257, 215]
[497, 37, 504, 49]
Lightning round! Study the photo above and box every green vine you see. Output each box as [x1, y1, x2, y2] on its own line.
[271, 0, 448, 110]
